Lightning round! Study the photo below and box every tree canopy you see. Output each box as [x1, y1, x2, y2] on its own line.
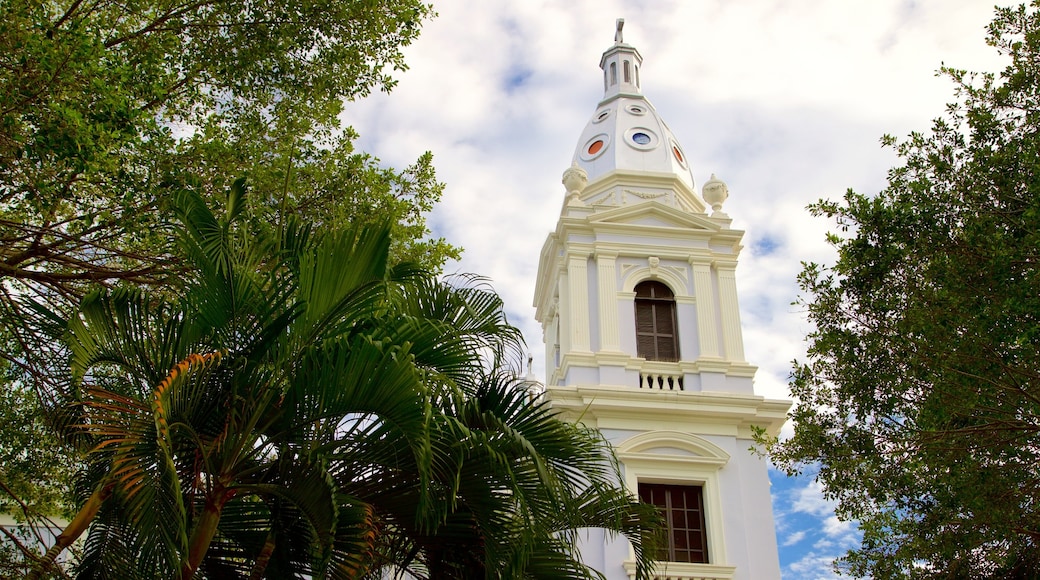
[769, 3, 1040, 577]
[0, 0, 456, 308]
[0, 0, 459, 534]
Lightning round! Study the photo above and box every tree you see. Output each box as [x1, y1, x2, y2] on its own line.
[0, 0, 459, 553]
[0, 0, 454, 297]
[22, 183, 659, 579]
[0, 0, 456, 351]
[768, 3, 1040, 577]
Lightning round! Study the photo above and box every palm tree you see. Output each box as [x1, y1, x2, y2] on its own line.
[27, 180, 660, 579]
[362, 371, 662, 580]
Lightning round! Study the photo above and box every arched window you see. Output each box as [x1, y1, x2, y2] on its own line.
[610, 62, 617, 85]
[634, 281, 679, 361]
[623, 60, 631, 83]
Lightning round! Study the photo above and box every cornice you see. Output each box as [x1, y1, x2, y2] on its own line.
[580, 170, 701, 207]
[554, 207, 746, 250]
[545, 384, 790, 437]
[556, 353, 758, 380]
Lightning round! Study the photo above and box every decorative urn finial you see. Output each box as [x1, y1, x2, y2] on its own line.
[562, 162, 588, 206]
[702, 173, 729, 216]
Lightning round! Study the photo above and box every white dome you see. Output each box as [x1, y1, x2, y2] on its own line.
[570, 24, 695, 191]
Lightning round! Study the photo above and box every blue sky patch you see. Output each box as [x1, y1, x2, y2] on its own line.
[754, 235, 781, 256]
[771, 469, 861, 579]
[504, 68, 533, 92]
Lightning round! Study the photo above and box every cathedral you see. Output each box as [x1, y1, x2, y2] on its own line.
[532, 21, 791, 580]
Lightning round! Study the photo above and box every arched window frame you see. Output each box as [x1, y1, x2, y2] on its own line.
[617, 432, 734, 578]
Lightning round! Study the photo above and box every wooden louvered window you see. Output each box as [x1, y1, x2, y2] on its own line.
[634, 281, 678, 361]
[639, 483, 709, 564]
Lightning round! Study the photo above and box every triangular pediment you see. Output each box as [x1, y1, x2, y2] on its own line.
[587, 201, 722, 232]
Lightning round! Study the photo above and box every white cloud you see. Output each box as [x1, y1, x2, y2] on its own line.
[823, 515, 859, 545]
[782, 530, 807, 547]
[786, 551, 844, 580]
[791, 479, 837, 518]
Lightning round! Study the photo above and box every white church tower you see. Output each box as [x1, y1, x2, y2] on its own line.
[532, 21, 791, 580]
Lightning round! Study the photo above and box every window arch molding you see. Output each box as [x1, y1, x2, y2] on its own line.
[621, 268, 689, 296]
[616, 431, 730, 465]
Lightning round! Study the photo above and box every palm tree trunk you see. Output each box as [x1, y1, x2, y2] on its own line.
[248, 529, 277, 580]
[27, 481, 113, 580]
[179, 483, 233, 580]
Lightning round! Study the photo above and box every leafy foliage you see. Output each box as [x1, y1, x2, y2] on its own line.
[0, 0, 459, 553]
[0, 0, 453, 298]
[769, 3, 1040, 577]
[20, 184, 659, 579]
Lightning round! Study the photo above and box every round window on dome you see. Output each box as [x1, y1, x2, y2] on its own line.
[594, 109, 611, 123]
[581, 133, 611, 160]
[625, 104, 647, 116]
[624, 128, 658, 151]
[672, 143, 687, 167]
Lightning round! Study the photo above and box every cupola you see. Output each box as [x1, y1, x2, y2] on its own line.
[570, 19, 698, 196]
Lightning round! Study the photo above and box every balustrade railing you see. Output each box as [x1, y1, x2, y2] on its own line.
[623, 561, 736, 580]
[638, 370, 684, 391]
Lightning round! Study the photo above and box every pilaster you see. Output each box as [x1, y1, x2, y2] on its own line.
[568, 251, 591, 353]
[691, 260, 720, 359]
[716, 261, 746, 363]
[596, 251, 621, 352]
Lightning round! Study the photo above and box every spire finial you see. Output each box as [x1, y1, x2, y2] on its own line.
[615, 18, 625, 44]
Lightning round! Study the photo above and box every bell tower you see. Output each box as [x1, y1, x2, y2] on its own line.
[533, 21, 790, 580]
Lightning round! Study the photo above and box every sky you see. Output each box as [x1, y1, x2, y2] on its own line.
[341, 1, 1010, 577]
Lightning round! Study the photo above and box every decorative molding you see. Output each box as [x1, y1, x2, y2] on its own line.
[676, 196, 698, 213]
[617, 431, 731, 464]
[621, 265, 690, 296]
[624, 188, 668, 200]
[583, 203, 734, 238]
[586, 190, 618, 206]
[664, 265, 686, 282]
[544, 384, 791, 438]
